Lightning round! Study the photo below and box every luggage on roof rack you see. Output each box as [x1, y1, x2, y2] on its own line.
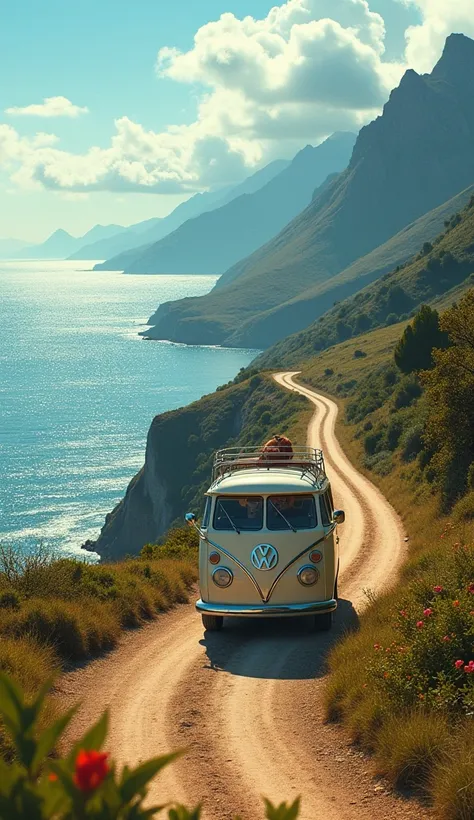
[211, 445, 326, 483]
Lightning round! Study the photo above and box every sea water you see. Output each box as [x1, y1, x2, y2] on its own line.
[0, 261, 258, 558]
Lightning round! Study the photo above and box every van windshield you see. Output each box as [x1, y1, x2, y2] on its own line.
[267, 495, 317, 530]
[214, 496, 263, 531]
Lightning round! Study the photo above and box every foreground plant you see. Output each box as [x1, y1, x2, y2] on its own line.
[0, 673, 299, 819]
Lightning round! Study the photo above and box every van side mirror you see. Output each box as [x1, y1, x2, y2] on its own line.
[185, 512, 196, 526]
[333, 510, 345, 525]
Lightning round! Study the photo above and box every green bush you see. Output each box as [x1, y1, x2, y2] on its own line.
[0, 673, 300, 820]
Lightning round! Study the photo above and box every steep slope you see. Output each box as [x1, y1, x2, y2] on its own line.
[109, 132, 356, 276]
[257, 192, 474, 368]
[91, 159, 289, 268]
[67, 218, 161, 261]
[144, 33, 474, 348]
[93, 375, 308, 558]
[19, 224, 124, 260]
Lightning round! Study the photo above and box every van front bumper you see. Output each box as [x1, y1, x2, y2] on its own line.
[195, 598, 337, 617]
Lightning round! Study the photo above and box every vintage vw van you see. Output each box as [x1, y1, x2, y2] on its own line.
[186, 446, 345, 632]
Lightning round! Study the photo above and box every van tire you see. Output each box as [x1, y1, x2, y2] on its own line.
[202, 614, 223, 632]
[314, 612, 332, 631]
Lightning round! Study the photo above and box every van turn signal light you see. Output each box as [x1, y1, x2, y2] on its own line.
[209, 551, 221, 565]
[309, 550, 323, 563]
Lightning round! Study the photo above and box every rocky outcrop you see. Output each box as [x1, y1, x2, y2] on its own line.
[144, 34, 474, 350]
[93, 375, 308, 560]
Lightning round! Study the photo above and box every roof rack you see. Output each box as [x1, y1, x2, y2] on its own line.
[212, 446, 326, 485]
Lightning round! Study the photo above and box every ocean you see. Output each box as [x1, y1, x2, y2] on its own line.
[0, 261, 258, 559]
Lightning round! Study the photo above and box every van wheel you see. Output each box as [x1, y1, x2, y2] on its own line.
[202, 614, 223, 632]
[314, 612, 332, 631]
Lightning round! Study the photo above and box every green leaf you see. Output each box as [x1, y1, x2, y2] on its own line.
[264, 797, 301, 820]
[120, 752, 181, 803]
[0, 672, 24, 735]
[68, 709, 109, 763]
[32, 705, 78, 775]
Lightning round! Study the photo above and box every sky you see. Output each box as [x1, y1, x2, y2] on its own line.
[1, 0, 474, 243]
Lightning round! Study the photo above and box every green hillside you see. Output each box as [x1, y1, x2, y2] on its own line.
[107, 133, 355, 277]
[143, 34, 474, 348]
[257, 193, 474, 368]
[94, 375, 310, 559]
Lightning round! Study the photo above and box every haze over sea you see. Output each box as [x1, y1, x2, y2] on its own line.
[0, 261, 258, 559]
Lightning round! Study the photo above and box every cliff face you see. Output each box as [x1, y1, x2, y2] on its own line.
[144, 34, 474, 350]
[93, 375, 308, 560]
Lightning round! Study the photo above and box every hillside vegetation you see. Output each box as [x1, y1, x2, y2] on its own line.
[143, 34, 474, 349]
[94, 374, 311, 559]
[258, 192, 474, 368]
[299, 294, 474, 817]
[0, 530, 198, 757]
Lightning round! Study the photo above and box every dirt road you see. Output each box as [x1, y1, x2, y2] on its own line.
[58, 373, 428, 820]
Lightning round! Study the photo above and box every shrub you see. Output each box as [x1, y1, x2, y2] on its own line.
[0, 673, 300, 820]
[376, 713, 450, 794]
[324, 367, 334, 376]
[353, 349, 367, 359]
[394, 305, 449, 374]
[393, 376, 422, 410]
[385, 313, 398, 326]
[401, 424, 424, 462]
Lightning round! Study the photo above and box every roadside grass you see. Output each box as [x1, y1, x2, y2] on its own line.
[299, 319, 474, 817]
[0, 532, 198, 757]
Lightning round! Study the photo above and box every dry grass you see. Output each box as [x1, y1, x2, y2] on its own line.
[0, 543, 197, 757]
[297, 322, 474, 815]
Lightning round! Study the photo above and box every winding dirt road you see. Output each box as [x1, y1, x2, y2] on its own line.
[58, 373, 428, 820]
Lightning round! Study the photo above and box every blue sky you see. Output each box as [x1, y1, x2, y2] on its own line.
[1, 0, 473, 243]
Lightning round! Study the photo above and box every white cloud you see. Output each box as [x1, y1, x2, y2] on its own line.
[3, 0, 472, 197]
[400, 0, 474, 72]
[5, 96, 89, 118]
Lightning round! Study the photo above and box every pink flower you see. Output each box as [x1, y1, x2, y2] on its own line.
[468, 584, 474, 595]
[374, 643, 381, 650]
[416, 620, 424, 629]
[433, 586, 443, 594]
[442, 635, 451, 642]
[423, 608, 433, 617]
[455, 660, 465, 669]
[400, 609, 408, 617]
[464, 661, 474, 674]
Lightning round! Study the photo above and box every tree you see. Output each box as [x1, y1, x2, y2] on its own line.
[394, 305, 449, 373]
[421, 290, 474, 505]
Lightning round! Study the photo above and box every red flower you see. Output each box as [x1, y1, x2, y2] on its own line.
[416, 620, 424, 629]
[374, 643, 381, 650]
[74, 750, 109, 793]
[433, 586, 443, 594]
[442, 635, 451, 642]
[464, 661, 474, 674]
[400, 609, 408, 617]
[423, 608, 433, 617]
[48, 773, 58, 783]
[468, 584, 474, 595]
[455, 660, 465, 669]
[453, 600, 460, 607]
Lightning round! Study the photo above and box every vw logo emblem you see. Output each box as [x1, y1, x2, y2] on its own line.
[251, 544, 279, 571]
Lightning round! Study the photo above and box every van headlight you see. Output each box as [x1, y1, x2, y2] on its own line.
[212, 567, 233, 588]
[297, 565, 319, 586]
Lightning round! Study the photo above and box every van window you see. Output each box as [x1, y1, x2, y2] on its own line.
[267, 495, 317, 530]
[202, 497, 211, 528]
[320, 493, 332, 527]
[213, 496, 263, 531]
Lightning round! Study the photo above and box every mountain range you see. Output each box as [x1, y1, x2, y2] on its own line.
[95, 132, 356, 276]
[142, 33, 474, 349]
[78, 158, 290, 263]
